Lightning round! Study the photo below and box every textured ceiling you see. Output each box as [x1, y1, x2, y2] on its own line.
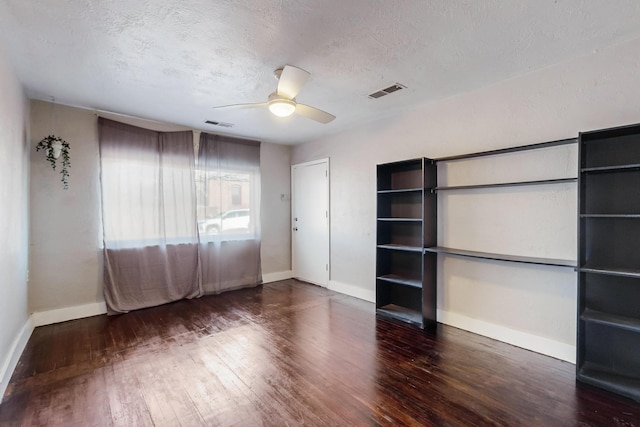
[1, 1, 640, 144]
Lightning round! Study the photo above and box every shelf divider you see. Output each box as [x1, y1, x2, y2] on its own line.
[424, 246, 577, 268]
[377, 217, 422, 222]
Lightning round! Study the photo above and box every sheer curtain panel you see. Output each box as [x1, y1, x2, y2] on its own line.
[197, 132, 262, 294]
[99, 118, 201, 314]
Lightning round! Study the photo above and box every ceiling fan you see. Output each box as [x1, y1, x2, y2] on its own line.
[212, 65, 336, 124]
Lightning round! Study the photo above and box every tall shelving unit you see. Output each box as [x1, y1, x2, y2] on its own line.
[373, 130, 640, 402]
[376, 158, 437, 328]
[578, 123, 640, 402]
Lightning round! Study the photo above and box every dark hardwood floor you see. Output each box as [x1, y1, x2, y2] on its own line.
[1, 279, 639, 426]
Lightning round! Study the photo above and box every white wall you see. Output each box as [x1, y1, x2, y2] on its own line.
[0, 43, 30, 401]
[292, 36, 640, 362]
[260, 142, 292, 278]
[29, 102, 103, 313]
[29, 101, 292, 314]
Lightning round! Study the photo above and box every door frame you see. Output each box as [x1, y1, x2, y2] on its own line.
[291, 158, 331, 286]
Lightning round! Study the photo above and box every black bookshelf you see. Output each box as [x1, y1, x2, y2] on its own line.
[578, 122, 640, 402]
[376, 158, 437, 328]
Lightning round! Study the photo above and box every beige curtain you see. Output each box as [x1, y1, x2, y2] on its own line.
[197, 132, 262, 294]
[99, 118, 201, 314]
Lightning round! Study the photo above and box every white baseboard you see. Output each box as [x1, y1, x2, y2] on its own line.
[328, 280, 375, 303]
[438, 309, 576, 363]
[31, 301, 107, 327]
[262, 270, 294, 283]
[1, 317, 34, 403]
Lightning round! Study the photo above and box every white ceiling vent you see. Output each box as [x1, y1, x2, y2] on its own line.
[205, 120, 234, 128]
[368, 83, 406, 99]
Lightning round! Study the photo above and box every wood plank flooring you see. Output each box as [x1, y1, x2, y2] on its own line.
[1, 279, 639, 426]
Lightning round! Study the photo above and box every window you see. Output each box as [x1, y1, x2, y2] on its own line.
[196, 133, 260, 240]
[99, 119, 197, 249]
[98, 120, 262, 312]
[231, 184, 242, 206]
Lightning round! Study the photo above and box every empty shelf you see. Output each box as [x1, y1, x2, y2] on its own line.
[377, 275, 422, 288]
[581, 163, 640, 173]
[377, 218, 422, 222]
[579, 363, 640, 402]
[581, 214, 640, 218]
[377, 188, 423, 194]
[377, 304, 423, 326]
[377, 244, 423, 253]
[435, 177, 576, 191]
[580, 266, 640, 278]
[581, 309, 640, 333]
[435, 138, 577, 162]
[424, 246, 577, 268]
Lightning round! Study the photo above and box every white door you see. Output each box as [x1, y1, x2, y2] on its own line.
[292, 159, 330, 286]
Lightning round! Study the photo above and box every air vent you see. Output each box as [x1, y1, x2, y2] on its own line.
[368, 83, 406, 99]
[368, 91, 387, 99]
[205, 120, 234, 128]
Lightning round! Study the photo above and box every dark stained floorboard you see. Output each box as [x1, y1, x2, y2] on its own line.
[1, 279, 639, 426]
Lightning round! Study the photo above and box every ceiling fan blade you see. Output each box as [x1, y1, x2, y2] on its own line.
[295, 104, 336, 124]
[277, 65, 311, 99]
[212, 102, 267, 110]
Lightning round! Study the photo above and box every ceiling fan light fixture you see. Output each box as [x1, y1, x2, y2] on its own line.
[212, 67, 334, 124]
[268, 98, 296, 117]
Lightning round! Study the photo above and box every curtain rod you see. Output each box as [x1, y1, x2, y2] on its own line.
[94, 109, 190, 127]
[94, 110, 260, 144]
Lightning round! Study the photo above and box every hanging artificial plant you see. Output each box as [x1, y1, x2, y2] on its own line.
[36, 135, 71, 189]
